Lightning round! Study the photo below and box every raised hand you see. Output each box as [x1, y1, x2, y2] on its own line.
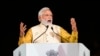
[20, 22, 27, 37]
[70, 17, 77, 32]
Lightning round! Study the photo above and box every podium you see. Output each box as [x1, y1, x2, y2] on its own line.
[13, 43, 90, 56]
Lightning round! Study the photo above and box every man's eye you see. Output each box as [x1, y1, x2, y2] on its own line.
[46, 15, 48, 16]
[44, 14, 52, 16]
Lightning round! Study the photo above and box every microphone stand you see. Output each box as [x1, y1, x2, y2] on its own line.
[33, 25, 49, 43]
[51, 27, 69, 43]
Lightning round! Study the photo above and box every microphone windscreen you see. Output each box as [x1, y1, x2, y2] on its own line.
[51, 27, 53, 30]
[46, 25, 49, 28]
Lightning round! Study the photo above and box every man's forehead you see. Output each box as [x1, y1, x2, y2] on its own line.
[43, 9, 52, 13]
[42, 10, 52, 14]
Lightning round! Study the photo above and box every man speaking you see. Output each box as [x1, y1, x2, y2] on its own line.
[18, 7, 78, 46]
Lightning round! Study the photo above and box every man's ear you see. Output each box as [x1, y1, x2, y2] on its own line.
[38, 16, 41, 22]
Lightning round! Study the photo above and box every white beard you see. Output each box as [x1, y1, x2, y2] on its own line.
[41, 19, 53, 26]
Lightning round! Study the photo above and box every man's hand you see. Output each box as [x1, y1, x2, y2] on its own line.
[20, 22, 27, 37]
[70, 17, 77, 32]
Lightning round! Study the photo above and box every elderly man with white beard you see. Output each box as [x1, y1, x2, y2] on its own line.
[18, 7, 78, 46]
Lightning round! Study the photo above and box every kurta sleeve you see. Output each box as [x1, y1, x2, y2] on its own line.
[59, 27, 78, 43]
[18, 28, 33, 46]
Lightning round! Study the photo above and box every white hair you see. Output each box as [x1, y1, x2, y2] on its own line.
[38, 7, 50, 16]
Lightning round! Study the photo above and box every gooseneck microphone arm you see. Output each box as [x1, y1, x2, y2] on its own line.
[51, 27, 69, 43]
[33, 25, 49, 43]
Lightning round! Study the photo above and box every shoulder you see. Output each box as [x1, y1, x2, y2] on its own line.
[52, 24, 67, 31]
[53, 24, 61, 27]
[52, 24, 62, 29]
[27, 24, 41, 33]
[30, 24, 40, 30]
[52, 24, 63, 32]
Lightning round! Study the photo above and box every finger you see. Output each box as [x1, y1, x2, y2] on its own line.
[71, 18, 75, 23]
[20, 22, 25, 32]
[24, 27, 27, 31]
[72, 25, 77, 31]
[20, 22, 24, 26]
[71, 24, 76, 29]
[20, 22, 24, 28]
[71, 21, 76, 26]
[71, 18, 76, 25]
[71, 17, 74, 20]
[23, 25, 27, 29]
[23, 25, 27, 31]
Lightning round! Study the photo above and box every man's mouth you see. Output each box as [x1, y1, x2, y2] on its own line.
[48, 20, 51, 22]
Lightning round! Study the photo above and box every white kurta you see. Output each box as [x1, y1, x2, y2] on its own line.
[31, 24, 61, 43]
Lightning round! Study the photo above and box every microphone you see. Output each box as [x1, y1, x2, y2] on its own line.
[33, 25, 49, 43]
[51, 27, 69, 43]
